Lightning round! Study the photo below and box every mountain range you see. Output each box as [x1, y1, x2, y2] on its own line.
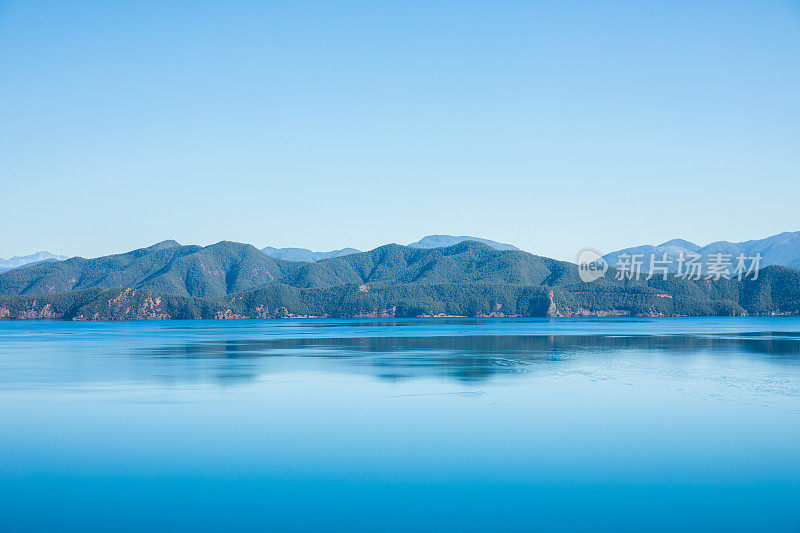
[407, 235, 519, 251]
[1, 237, 799, 320]
[604, 231, 800, 273]
[0, 251, 68, 274]
[8, 230, 797, 274]
[0, 235, 514, 276]
[259, 235, 518, 262]
[261, 246, 361, 262]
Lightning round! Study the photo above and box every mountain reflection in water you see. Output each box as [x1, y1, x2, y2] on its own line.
[144, 331, 800, 383]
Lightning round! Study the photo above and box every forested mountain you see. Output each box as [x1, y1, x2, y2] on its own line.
[0, 241, 556, 297]
[280, 242, 555, 288]
[0, 240, 294, 299]
[1, 239, 799, 320]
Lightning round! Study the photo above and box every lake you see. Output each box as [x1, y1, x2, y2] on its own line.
[1, 317, 799, 532]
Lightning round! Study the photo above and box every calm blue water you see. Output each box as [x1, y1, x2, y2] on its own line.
[1, 317, 800, 532]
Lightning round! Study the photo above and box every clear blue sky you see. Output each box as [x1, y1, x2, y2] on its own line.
[1, 0, 799, 260]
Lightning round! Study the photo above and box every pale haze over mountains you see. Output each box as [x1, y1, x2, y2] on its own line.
[261, 235, 519, 262]
[260, 246, 361, 263]
[5, 231, 800, 272]
[407, 235, 520, 251]
[0, 252, 68, 274]
[8, 235, 517, 271]
[255, 231, 800, 270]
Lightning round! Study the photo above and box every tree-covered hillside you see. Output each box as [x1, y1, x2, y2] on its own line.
[281, 242, 557, 288]
[0, 240, 294, 298]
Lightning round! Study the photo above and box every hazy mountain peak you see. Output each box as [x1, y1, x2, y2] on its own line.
[0, 251, 69, 273]
[146, 239, 181, 251]
[261, 246, 361, 262]
[407, 235, 520, 251]
[657, 239, 700, 251]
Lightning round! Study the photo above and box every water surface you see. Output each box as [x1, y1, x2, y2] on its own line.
[1, 318, 799, 531]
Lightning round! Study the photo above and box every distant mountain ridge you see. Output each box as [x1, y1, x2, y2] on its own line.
[0, 251, 69, 274]
[605, 231, 800, 272]
[261, 246, 361, 262]
[260, 235, 519, 262]
[407, 235, 520, 251]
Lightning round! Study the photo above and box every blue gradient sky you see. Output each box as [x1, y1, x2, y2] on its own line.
[1, 1, 799, 260]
